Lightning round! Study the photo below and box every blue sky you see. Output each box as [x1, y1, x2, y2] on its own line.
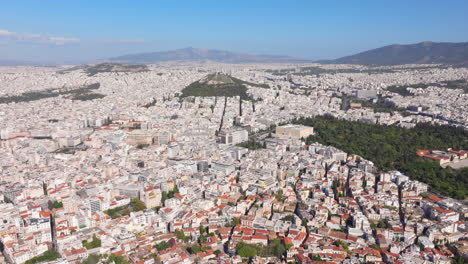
[1, 0, 467, 63]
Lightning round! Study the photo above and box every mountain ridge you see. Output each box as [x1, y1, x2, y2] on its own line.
[109, 47, 312, 64]
[324, 41, 468, 65]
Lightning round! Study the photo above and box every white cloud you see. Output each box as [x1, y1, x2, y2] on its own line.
[117, 39, 145, 43]
[0, 29, 15, 36]
[0, 28, 146, 45]
[0, 28, 80, 45]
[49, 36, 80, 45]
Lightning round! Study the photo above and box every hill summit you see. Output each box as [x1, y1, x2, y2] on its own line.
[180, 72, 268, 100]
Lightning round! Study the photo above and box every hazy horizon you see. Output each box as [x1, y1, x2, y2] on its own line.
[1, 0, 468, 63]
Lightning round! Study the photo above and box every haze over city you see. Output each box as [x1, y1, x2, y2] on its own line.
[1, 0, 468, 63]
[0, 1, 467, 264]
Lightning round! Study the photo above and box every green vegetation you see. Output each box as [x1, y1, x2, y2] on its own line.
[274, 190, 286, 202]
[82, 254, 102, 264]
[71, 93, 106, 101]
[266, 66, 396, 76]
[334, 240, 352, 256]
[236, 239, 286, 259]
[197, 226, 216, 244]
[104, 198, 147, 219]
[143, 99, 157, 108]
[161, 186, 180, 204]
[370, 219, 392, 229]
[225, 217, 241, 227]
[293, 115, 468, 199]
[331, 180, 345, 199]
[280, 215, 295, 222]
[107, 254, 130, 264]
[82, 234, 102, 249]
[443, 79, 468, 93]
[232, 217, 241, 226]
[387, 79, 468, 96]
[181, 79, 248, 99]
[136, 144, 149, 149]
[241, 79, 270, 89]
[153, 241, 172, 251]
[48, 200, 63, 209]
[334, 240, 349, 250]
[180, 72, 267, 100]
[386, 85, 418, 96]
[84, 63, 149, 76]
[359, 99, 410, 116]
[338, 94, 410, 116]
[42, 183, 48, 195]
[82, 254, 132, 264]
[175, 229, 191, 242]
[236, 139, 266, 150]
[237, 243, 257, 258]
[0, 83, 103, 104]
[25, 250, 60, 264]
[189, 244, 207, 254]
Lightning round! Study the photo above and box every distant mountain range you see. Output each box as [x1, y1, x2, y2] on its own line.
[0, 60, 39, 66]
[2, 42, 468, 66]
[324, 41, 468, 65]
[109, 47, 311, 64]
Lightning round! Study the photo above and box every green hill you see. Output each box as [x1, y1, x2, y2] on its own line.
[181, 72, 268, 100]
[293, 115, 468, 199]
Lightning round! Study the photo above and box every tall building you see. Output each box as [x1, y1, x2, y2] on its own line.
[87, 197, 102, 213]
[141, 187, 162, 208]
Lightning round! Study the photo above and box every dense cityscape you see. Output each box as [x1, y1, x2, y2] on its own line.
[0, 62, 467, 264]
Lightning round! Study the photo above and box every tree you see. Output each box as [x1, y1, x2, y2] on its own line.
[82, 234, 102, 249]
[153, 241, 172, 251]
[232, 217, 241, 226]
[236, 243, 257, 258]
[269, 239, 286, 258]
[82, 254, 102, 264]
[48, 200, 63, 209]
[42, 183, 48, 195]
[293, 115, 468, 199]
[107, 254, 130, 264]
[175, 230, 190, 242]
[25, 250, 60, 264]
[199, 225, 206, 235]
[189, 244, 202, 254]
[131, 198, 147, 211]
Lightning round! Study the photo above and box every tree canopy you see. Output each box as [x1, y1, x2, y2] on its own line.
[293, 115, 468, 199]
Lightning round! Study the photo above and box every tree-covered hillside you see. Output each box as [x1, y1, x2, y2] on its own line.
[181, 72, 268, 100]
[293, 115, 468, 199]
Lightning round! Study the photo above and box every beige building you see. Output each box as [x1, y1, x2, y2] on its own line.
[127, 131, 154, 147]
[275, 124, 314, 139]
[141, 187, 162, 208]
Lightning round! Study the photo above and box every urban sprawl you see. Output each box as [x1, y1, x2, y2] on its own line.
[0, 62, 467, 264]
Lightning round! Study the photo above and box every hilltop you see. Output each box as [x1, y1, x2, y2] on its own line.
[324, 41, 468, 65]
[180, 72, 268, 100]
[61, 63, 149, 76]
